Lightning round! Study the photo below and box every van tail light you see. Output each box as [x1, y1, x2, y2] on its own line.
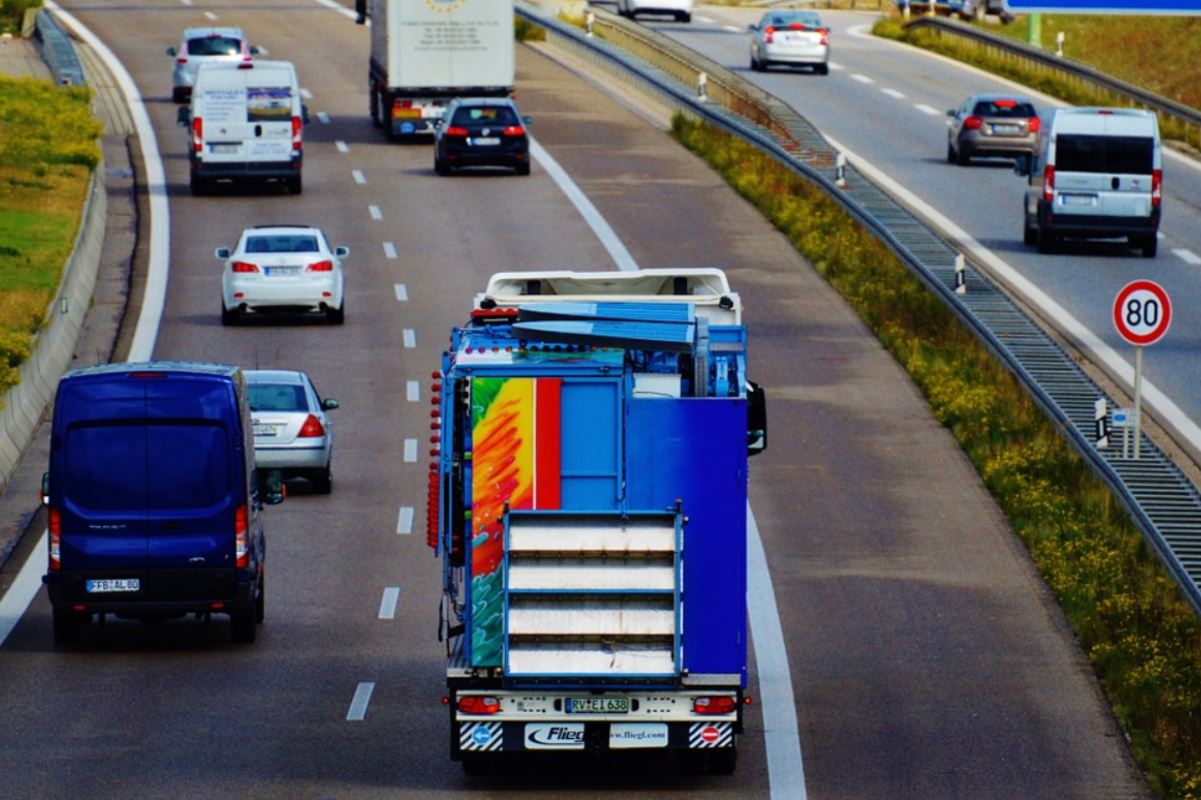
[1027, 116, 1041, 133]
[693, 696, 738, 715]
[292, 116, 302, 152]
[49, 508, 62, 572]
[1152, 168, 1162, 207]
[306, 260, 333, 272]
[1042, 164, 1055, 203]
[234, 504, 249, 569]
[458, 696, 501, 715]
[444, 126, 469, 137]
[298, 414, 326, 438]
[231, 261, 259, 273]
[502, 125, 525, 137]
[192, 116, 203, 153]
[963, 116, 982, 131]
[763, 25, 775, 44]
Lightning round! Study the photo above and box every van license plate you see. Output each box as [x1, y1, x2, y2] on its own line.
[567, 697, 629, 714]
[86, 578, 140, 593]
[1063, 194, 1096, 206]
[208, 144, 239, 154]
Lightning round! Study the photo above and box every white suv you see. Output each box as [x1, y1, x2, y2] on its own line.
[616, 0, 693, 23]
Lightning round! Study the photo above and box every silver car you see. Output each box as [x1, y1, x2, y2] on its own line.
[946, 94, 1040, 166]
[218, 225, 348, 325]
[167, 27, 255, 103]
[246, 370, 338, 493]
[749, 10, 829, 74]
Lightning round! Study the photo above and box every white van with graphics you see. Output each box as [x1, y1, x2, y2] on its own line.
[1017, 107, 1161, 258]
[182, 60, 307, 195]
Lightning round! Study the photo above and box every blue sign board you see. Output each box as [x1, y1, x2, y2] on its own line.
[1004, 0, 1201, 11]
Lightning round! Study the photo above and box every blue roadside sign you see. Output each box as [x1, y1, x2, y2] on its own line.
[1004, 0, 1201, 11]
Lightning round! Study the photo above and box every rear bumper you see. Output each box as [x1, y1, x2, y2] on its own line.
[254, 444, 330, 470]
[192, 156, 302, 181]
[441, 145, 529, 169]
[1039, 204, 1160, 238]
[224, 276, 342, 312]
[959, 136, 1036, 158]
[45, 568, 256, 615]
[760, 44, 828, 64]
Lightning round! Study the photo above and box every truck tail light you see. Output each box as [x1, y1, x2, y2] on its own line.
[49, 507, 62, 572]
[292, 115, 303, 152]
[298, 414, 325, 438]
[231, 261, 259, 273]
[763, 25, 775, 44]
[1042, 164, 1055, 203]
[1028, 116, 1041, 133]
[963, 115, 982, 131]
[235, 503, 249, 568]
[192, 116, 203, 153]
[306, 260, 333, 272]
[427, 470, 440, 550]
[458, 696, 501, 715]
[693, 696, 737, 715]
[1152, 168, 1162, 207]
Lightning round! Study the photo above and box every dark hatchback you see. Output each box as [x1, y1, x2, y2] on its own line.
[434, 98, 531, 176]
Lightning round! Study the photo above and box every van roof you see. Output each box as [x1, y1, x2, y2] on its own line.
[64, 361, 240, 381]
[194, 59, 297, 80]
[1052, 107, 1159, 137]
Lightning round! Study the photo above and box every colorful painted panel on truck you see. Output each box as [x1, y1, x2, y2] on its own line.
[469, 376, 560, 666]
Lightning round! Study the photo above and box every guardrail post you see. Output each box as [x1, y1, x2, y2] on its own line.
[1094, 398, 1109, 449]
[954, 253, 966, 295]
[697, 71, 708, 101]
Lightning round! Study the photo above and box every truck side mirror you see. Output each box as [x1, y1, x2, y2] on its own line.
[41, 471, 49, 506]
[256, 468, 286, 506]
[1014, 153, 1032, 177]
[747, 380, 767, 457]
[177, 106, 191, 128]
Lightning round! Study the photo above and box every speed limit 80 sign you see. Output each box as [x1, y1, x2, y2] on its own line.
[1113, 280, 1172, 347]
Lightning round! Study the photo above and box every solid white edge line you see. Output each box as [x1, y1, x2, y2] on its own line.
[824, 129, 1201, 458]
[402, 329, 416, 348]
[0, 532, 47, 646]
[396, 506, 414, 535]
[314, 0, 361, 23]
[404, 439, 417, 463]
[406, 380, 418, 401]
[47, 1, 169, 363]
[347, 682, 375, 721]
[378, 587, 400, 620]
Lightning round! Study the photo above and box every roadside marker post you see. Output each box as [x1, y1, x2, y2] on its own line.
[1112, 280, 1172, 461]
[1094, 397, 1108, 449]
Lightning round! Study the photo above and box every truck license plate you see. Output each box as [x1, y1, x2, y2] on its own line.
[567, 697, 629, 714]
[86, 578, 140, 593]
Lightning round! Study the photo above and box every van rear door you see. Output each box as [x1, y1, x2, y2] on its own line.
[197, 65, 295, 165]
[1053, 133, 1155, 218]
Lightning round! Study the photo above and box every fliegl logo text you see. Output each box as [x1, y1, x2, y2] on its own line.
[424, 0, 468, 12]
[524, 723, 585, 750]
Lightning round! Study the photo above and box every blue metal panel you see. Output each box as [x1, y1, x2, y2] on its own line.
[512, 320, 695, 352]
[560, 379, 623, 508]
[518, 301, 695, 324]
[1003, 0, 1201, 11]
[627, 398, 748, 683]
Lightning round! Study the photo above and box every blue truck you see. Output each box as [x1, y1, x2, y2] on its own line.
[428, 270, 767, 773]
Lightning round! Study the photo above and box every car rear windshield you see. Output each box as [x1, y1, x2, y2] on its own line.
[767, 11, 822, 27]
[65, 423, 231, 511]
[187, 36, 242, 57]
[973, 100, 1037, 118]
[451, 106, 519, 126]
[244, 235, 320, 254]
[1056, 134, 1155, 175]
[248, 384, 307, 412]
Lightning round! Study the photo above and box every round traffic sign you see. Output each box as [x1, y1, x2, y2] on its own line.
[1113, 280, 1172, 346]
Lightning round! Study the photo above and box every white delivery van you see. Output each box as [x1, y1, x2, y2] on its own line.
[1018, 107, 1162, 258]
[183, 60, 307, 195]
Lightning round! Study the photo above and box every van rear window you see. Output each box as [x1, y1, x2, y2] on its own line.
[65, 423, 230, 511]
[1056, 134, 1154, 175]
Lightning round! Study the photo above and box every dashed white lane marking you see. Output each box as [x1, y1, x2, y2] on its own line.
[301, 88, 313, 100]
[851, 73, 874, 84]
[396, 506, 414, 535]
[378, 587, 400, 620]
[369, 205, 383, 220]
[203, 10, 217, 20]
[255, 45, 268, 56]
[915, 103, 940, 116]
[394, 283, 408, 302]
[352, 169, 366, 185]
[317, 112, 330, 124]
[336, 140, 349, 153]
[1174, 248, 1201, 265]
[406, 380, 419, 401]
[315, 0, 362, 22]
[403, 329, 416, 349]
[723, 24, 741, 32]
[828, 61, 844, 71]
[383, 242, 397, 259]
[347, 682, 375, 721]
[696, 14, 715, 23]
[882, 88, 906, 99]
[180, 0, 192, 6]
[404, 439, 417, 462]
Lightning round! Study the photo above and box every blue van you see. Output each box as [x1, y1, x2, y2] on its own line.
[42, 362, 282, 646]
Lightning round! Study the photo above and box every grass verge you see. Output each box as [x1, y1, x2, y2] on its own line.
[0, 0, 39, 35]
[671, 112, 1201, 798]
[0, 75, 101, 395]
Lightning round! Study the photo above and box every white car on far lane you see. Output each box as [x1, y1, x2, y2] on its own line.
[218, 225, 348, 325]
[615, 0, 693, 23]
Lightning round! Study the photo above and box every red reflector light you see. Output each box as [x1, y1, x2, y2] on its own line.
[211, 602, 225, 610]
[1028, 116, 1041, 133]
[693, 696, 738, 715]
[231, 261, 259, 273]
[306, 260, 333, 272]
[502, 125, 525, 137]
[72, 604, 86, 612]
[963, 116, 983, 130]
[127, 371, 167, 378]
[458, 696, 501, 715]
[298, 414, 326, 438]
[1097, 109, 1114, 115]
[444, 126, 469, 137]
[49, 508, 62, 572]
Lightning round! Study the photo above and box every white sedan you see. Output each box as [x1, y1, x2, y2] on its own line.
[217, 225, 347, 325]
[615, 0, 692, 23]
[749, 10, 830, 74]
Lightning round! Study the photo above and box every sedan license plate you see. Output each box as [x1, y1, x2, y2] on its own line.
[208, 143, 239, 154]
[264, 266, 299, 276]
[253, 423, 281, 436]
[86, 578, 140, 593]
[471, 137, 500, 146]
[567, 697, 629, 714]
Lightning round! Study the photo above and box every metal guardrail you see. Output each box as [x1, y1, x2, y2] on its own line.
[34, 9, 85, 87]
[516, 3, 1201, 618]
[903, 16, 1201, 150]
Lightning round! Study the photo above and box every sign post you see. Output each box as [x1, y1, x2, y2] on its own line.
[1112, 280, 1172, 460]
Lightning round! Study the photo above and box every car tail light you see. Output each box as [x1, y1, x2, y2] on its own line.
[1152, 168, 1162, 207]
[444, 125, 469, 137]
[298, 414, 326, 438]
[235, 503, 249, 569]
[49, 507, 62, 572]
[238, 62, 254, 70]
[819, 28, 828, 46]
[306, 260, 333, 272]
[231, 261, 259, 273]
[1043, 164, 1055, 203]
[764, 25, 775, 44]
[963, 116, 982, 131]
[1028, 116, 1041, 133]
[292, 115, 302, 152]
[693, 696, 737, 715]
[458, 696, 501, 715]
[192, 116, 203, 153]
[176, 56, 188, 64]
[502, 125, 525, 137]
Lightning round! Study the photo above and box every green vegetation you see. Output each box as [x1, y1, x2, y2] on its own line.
[514, 14, 546, 43]
[0, 75, 101, 393]
[672, 113, 1201, 798]
[0, 0, 39, 34]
